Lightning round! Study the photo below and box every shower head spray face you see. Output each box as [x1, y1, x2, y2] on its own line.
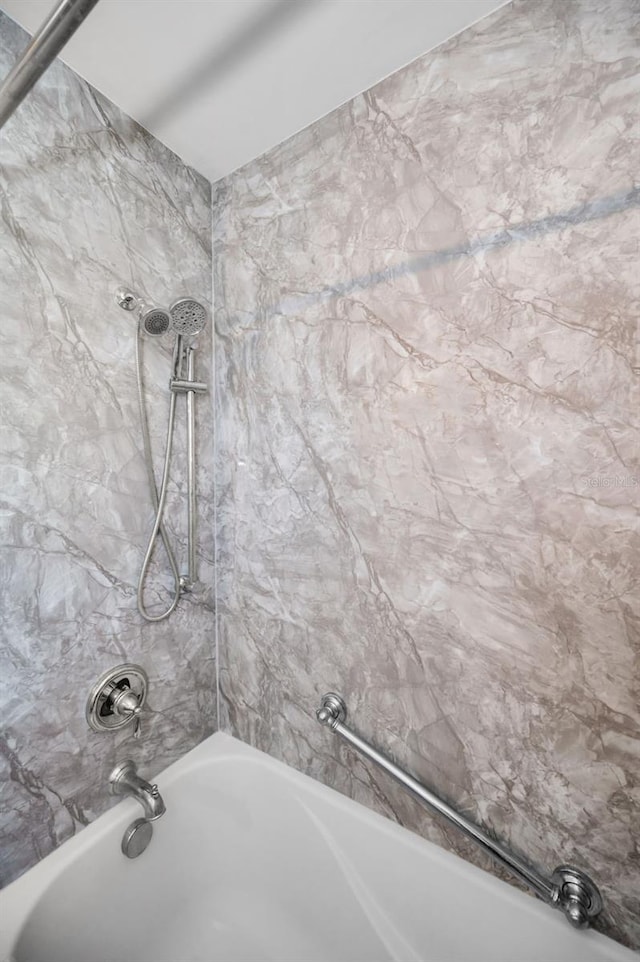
[138, 303, 171, 337]
[170, 298, 209, 337]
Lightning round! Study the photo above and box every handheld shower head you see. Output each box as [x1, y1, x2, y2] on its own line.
[170, 298, 209, 337]
[138, 302, 171, 337]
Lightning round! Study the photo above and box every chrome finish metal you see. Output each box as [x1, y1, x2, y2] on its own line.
[121, 818, 153, 858]
[110, 760, 166, 821]
[116, 288, 209, 620]
[116, 288, 139, 312]
[185, 346, 197, 587]
[315, 692, 603, 929]
[138, 302, 171, 337]
[0, 0, 100, 130]
[116, 288, 171, 337]
[316, 692, 347, 729]
[168, 341, 208, 590]
[551, 865, 603, 928]
[169, 297, 208, 337]
[86, 664, 148, 735]
[135, 331, 181, 622]
[170, 378, 208, 394]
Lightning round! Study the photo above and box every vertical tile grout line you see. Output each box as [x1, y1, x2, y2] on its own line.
[211, 187, 220, 733]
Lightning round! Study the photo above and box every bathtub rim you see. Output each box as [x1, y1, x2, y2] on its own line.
[0, 731, 636, 962]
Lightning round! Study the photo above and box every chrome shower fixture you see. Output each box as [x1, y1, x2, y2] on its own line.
[115, 284, 209, 622]
[115, 289, 171, 337]
[115, 287, 138, 312]
[170, 297, 209, 337]
[138, 302, 171, 337]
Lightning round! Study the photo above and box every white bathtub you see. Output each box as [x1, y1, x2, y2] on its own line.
[0, 733, 635, 962]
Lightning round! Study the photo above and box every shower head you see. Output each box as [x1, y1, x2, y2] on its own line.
[115, 287, 206, 338]
[170, 298, 209, 337]
[138, 302, 171, 337]
[115, 288, 171, 337]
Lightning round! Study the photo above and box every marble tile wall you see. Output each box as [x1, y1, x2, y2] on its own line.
[214, 0, 640, 949]
[0, 12, 215, 885]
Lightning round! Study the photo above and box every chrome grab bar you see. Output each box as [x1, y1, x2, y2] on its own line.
[316, 692, 603, 929]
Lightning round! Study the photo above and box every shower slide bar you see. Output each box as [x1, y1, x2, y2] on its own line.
[315, 692, 603, 930]
[0, 0, 100, 131]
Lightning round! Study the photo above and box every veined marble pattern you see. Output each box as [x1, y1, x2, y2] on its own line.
[214, 0, 640, 950]
[0, 13, 215, 885]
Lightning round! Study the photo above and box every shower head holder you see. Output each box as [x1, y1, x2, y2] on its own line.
[115, 287, 138, 312]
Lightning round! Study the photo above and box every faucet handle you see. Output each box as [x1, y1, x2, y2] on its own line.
[116, 697, 144, 738]
[132, 706, 142, 739]
[111, 686, 141, 715]
[110, 685, 146, 738]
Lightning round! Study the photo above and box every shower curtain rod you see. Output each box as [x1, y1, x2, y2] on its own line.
[0, 0, 99, 131]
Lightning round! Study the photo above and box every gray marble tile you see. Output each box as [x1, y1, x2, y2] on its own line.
[0, 11, 215, 885]
[214, 0, 640, 949]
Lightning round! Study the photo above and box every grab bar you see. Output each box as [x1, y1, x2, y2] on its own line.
[316, 692, 603, 929]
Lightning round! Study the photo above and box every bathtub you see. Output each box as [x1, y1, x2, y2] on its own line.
[0, 733, 635, 962]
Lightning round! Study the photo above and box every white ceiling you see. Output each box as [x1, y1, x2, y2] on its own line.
[2, 0, 503, 182]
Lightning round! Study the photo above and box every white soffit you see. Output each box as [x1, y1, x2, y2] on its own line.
[1, 0, 504, 181]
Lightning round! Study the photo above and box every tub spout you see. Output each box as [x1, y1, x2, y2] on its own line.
[109, 760, 166, 821]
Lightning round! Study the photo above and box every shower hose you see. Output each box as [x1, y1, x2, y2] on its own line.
[135, 327, 181, 621]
